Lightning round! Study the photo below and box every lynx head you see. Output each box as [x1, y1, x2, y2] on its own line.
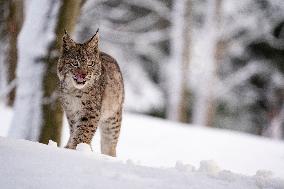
[57, 29, 101, 89]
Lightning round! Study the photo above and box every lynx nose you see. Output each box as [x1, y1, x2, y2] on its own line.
[76, 73, 86, 79]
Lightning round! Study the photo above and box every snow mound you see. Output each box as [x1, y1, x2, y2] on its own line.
[175, 161, 195, 172]
[0, 137, 283, 189]
[255, 170, 273, 178]
[48, 140, 57, 147]
[198, 160, 220, 175]
[76, 142, 92, 153]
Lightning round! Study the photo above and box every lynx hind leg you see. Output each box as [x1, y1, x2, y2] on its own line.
[100, 111, 122, 157]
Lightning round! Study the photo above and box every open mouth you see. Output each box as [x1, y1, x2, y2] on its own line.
[73, 76, 86, 86]
[75, 79, 86, 85]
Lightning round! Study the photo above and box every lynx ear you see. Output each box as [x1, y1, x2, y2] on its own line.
[62, 30, 76, 51]
[85, 28, 99, 50]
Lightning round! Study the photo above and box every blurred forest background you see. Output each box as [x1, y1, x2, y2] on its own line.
[0, 0, 283, 145]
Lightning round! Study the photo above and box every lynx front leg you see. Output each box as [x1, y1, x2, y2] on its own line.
[100, 111, 122, 157]
[65, 114, 100, 149]
[65, 118, 75, 148]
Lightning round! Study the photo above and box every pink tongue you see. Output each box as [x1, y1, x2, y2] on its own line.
[75, 74, 85, 82]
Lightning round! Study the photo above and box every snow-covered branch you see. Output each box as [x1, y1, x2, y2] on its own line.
[124, 0, 171, 21]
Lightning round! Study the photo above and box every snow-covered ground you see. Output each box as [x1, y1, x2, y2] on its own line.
[68, 113, 284, 179]
[1, 104, 284, 188]
[1, 136, 284, 189]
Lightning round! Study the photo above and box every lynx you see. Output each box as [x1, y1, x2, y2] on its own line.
[57, 29, 124, 157]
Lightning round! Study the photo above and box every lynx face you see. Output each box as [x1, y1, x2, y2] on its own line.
[58, 30, 101, 89]
[64, 48, 101, 89]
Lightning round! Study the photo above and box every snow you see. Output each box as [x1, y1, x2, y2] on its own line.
[115, 114, 284, 179]
[1, 136, 284, 189]
[1, 104, 284, 188]
[198, 160, 220, 175]
[76, 143, 92, 153]
[2, 104, 284, 180]
[1, 1, 283, 187]
[47, 140, 58, 148]
[0, 104, 12, 135]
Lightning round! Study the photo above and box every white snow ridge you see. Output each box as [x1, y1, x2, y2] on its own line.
[0, 137, 283, 189]
[76, 142, 92, 153]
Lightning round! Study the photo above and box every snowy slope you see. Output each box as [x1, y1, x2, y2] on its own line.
[117, 115, 284, 178]
[0, 137, 284, 189]
[1, 104, 284, 180]
[66, 114, 284, 179]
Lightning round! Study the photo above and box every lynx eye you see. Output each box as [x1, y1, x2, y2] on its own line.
[70, 57, 79, 67]
[87, 61, 95, 67]
[71, 61, 79, 67]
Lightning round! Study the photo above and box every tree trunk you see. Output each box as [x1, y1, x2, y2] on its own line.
[0, 0, 9, 98]
[262, 105, 284, 139]
[0, 0, 23, 105]
[6, 0, 23, 106]
[166, 0, 192, 123]
[39, 0, 82, 145]
[192, 0, 223, 127]
[205, 0, 223, 127]
[10, 0, 61, 141]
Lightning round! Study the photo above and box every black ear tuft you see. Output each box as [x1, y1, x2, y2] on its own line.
[89, 28, 99, 41]
[85, 29, 99, 50]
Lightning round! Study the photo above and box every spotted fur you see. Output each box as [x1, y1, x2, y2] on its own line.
[57, 30, 124, 157]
